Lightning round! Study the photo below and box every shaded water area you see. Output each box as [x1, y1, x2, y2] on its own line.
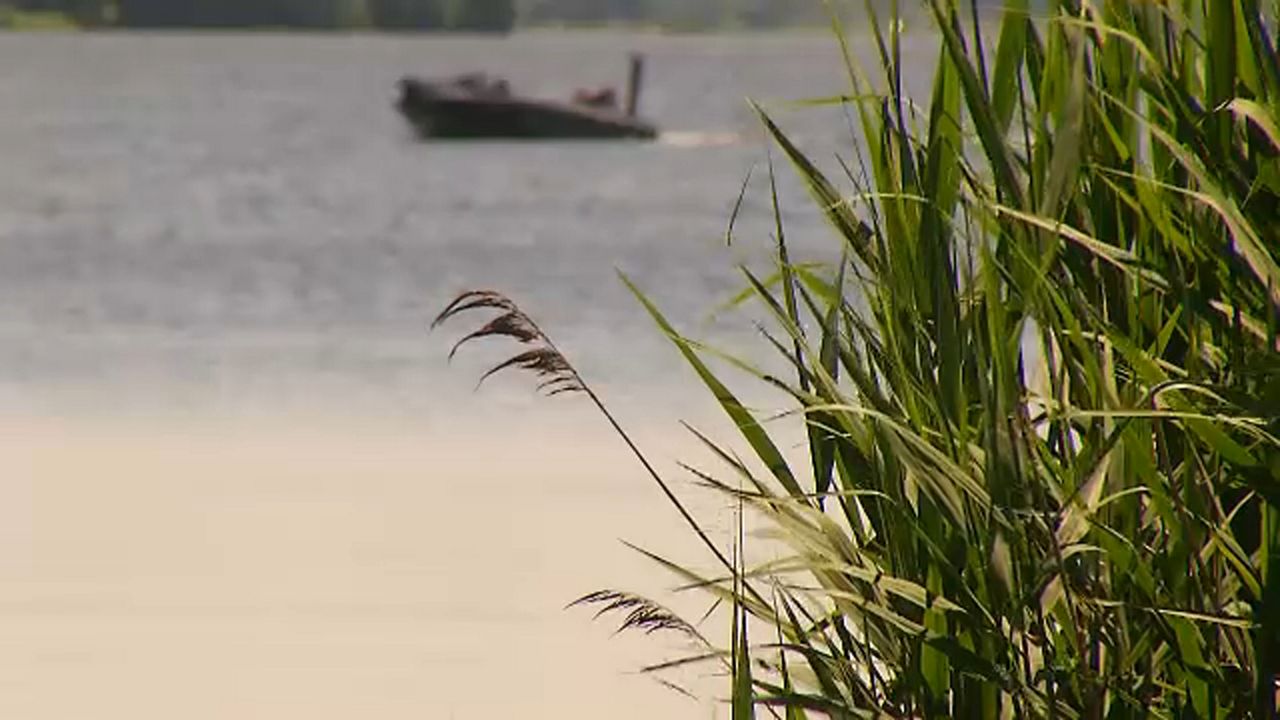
[0, 30, 936, 718]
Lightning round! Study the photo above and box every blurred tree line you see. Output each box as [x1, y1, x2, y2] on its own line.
[8, 0, 517, 30]
[7, 0, 842, 30]
[520, 0, 825, 29]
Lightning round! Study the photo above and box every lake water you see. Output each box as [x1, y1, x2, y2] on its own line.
[0, 30, 936, 719]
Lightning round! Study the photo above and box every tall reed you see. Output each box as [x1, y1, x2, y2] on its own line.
[437, 1, 1280, 716]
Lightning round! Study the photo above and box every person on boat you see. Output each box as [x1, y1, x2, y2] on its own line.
[453, 73, 511, 98]
[452, 72, 490, 94]
[571, 86, 618, 109]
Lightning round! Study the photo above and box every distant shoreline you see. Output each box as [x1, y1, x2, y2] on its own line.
[1, 10, 932, 36]
[0, 22, 852, 35]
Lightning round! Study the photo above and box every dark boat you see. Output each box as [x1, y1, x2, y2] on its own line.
[395, 54, 658, 141]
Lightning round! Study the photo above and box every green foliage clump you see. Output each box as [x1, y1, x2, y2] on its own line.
[446, 0, 515, 31]
[439, 0, 1280, 717]
[115, 0, 366, 28]
[367, 0, 446, 29]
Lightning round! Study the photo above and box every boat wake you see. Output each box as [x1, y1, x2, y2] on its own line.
[657, 131, 744, 148]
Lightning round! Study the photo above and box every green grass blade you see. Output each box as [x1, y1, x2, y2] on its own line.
[622, 272, 806, 499]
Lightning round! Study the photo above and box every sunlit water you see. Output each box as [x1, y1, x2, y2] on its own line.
[0, 30, 936, 719]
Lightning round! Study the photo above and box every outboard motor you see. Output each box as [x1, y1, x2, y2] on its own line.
[397, 76, 424, 110]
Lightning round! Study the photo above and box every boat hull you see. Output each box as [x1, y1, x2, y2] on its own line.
[395, 78, 658, 141]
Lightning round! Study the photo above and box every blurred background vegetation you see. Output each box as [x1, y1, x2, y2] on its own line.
[0, 0, 876, 31]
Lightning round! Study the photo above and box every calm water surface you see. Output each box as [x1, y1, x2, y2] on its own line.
[0, 30, 935, 719]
